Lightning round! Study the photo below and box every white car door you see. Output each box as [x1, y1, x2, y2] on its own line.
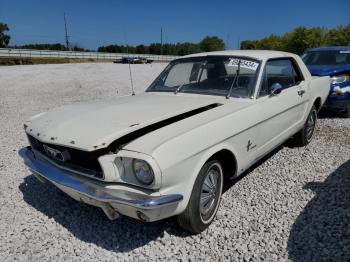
[253, 58, 308, 157]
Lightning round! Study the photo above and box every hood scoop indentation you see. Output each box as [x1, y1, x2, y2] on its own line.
[109, 103, 222, 151]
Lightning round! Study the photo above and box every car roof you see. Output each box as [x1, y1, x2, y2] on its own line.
[181, 50, 298, 61]
[307, 46, 350, 52]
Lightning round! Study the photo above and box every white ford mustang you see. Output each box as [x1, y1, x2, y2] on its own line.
[20, 50, 330, 233]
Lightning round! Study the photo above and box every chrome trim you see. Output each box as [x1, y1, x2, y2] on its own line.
[19, 147, 183, 210]
[32, 148, 104, 181]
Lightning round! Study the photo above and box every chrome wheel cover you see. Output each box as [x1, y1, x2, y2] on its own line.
[306, 109, 317, 142]
[199, 163, 222, 223]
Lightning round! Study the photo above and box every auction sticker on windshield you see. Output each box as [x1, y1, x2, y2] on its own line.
[227, 58, 259, 70]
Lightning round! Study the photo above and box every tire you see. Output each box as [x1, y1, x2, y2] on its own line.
[291, 105, 317, 147]
[177, 160, 223, 234]
[343, 105, 350, 118]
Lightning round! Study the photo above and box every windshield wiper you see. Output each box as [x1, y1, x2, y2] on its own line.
[174, 83, 185, 94]
[226, 60, 241, 99]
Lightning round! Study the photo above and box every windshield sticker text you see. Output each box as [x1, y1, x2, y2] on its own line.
[227, 58, 259, 70]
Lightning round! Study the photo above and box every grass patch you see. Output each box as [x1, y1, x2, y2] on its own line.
[0, 57, 102, 66]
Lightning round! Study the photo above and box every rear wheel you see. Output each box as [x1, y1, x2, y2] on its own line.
[177, 160, 223, 234]
[291, 105, 317, 147]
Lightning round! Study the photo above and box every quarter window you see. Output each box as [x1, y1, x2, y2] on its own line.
[259, 59, 303, 97]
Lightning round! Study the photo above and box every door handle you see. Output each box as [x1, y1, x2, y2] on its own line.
[298, 90, 305, 97]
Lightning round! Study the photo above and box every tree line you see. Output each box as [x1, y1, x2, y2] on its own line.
[0, 23, 225, 55]
[97, 36, 225, 55]
[9, 43, 91, 52]
[240, 23, 350, 54]
[1, 21, 350, 56]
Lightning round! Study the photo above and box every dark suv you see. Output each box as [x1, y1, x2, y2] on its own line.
[302, 46, 350, 117]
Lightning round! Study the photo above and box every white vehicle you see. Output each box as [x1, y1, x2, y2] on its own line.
[20, 50, 330, 233]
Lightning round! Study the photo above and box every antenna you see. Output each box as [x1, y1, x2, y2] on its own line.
[124, 29, 135, 96]
[128, 62, 135, 96]
[64, 12, 70, 50]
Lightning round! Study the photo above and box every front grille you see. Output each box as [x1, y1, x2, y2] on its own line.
[27, 135, 105, 179]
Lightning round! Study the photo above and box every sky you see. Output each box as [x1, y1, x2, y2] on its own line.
[0, 0, 349, 50]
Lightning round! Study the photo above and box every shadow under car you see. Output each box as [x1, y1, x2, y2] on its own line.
[288, 160, 350, 261]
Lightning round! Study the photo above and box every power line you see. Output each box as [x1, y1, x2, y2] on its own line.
[226, 34, 230, 50]
[160, 27, 163, 56]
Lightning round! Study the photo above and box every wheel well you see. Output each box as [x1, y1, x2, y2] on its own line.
[208, 149, 237, 179]
[314, 97, 322, 112]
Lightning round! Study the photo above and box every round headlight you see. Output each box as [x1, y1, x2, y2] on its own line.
[132, 159, 154, 185]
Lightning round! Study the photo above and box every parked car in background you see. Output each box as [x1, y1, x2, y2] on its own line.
[19, 50, 330, 233]
[113, 56, 153, 64]
[302, 46, 350, 117]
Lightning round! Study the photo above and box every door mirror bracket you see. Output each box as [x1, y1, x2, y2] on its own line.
[270, 83, 283, 96]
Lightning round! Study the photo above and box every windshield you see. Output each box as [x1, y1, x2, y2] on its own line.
[147, 56, 260, 98]
[302, 50, 350, 66]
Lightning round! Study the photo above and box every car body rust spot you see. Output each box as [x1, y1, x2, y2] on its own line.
[93, 142, 106, 149]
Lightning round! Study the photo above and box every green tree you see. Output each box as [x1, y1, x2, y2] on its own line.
[240, 24, 350, 54]
[280, 27, 311, 54]
[303, 27, 327, 48]
[325, 24, 350, 46]
[71, 44, 90, 52]
[177, 42, 201, 55]
[13, 43, 67, 51]
[240, 40, 258, 50]
[256, 34, 283, 50]
[280, 27, 327, 54]
[136, 44, 148, 54]
[149, 43, 162, 54]
[199, 36, 225, 52]
[0, 23, 10, 47]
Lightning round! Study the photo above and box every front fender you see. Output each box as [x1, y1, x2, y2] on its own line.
[158, 142, 239, 215]
[192, 142, 239, 180]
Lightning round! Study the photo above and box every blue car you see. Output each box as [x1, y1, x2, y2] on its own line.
[302, 46, 350, 117]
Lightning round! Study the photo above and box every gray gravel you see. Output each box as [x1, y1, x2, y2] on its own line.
[0, 63, 349, 261]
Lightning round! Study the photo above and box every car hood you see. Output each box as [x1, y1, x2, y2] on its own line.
[25, 92, 228, 151]
[307, 64, 350, 76]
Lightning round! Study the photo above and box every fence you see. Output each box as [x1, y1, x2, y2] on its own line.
[0, 48, 179, 62]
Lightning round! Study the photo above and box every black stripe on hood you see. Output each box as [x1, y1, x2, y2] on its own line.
[108, 103, 222, 152]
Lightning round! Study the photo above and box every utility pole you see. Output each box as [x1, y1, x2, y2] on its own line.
[237, 36, 240, 50]
[160, 27, 163, 56]
[64, 12, 70, 50]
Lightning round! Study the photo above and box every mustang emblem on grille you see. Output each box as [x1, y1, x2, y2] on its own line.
[43, 145, 70, 162]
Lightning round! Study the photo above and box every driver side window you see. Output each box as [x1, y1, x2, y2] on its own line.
[259, 59, 302, 97]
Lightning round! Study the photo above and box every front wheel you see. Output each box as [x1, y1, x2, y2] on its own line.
[177, 160, 223, 234]
[291, 105, 317, 147]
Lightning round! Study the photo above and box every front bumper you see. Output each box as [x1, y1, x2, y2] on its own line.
[19, 147, 183, 222]
[326, 96, 350, 110]
[326, 85, 350, 110]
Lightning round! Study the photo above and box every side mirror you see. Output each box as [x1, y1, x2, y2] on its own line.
[270, 83, 283, 96]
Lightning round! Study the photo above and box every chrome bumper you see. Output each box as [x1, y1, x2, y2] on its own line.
[19, 147, 183, 221]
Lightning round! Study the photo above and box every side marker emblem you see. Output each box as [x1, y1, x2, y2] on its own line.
[247, 140, 256, 152]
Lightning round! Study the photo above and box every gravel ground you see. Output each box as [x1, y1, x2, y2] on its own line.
[0, 63, 349, 261]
